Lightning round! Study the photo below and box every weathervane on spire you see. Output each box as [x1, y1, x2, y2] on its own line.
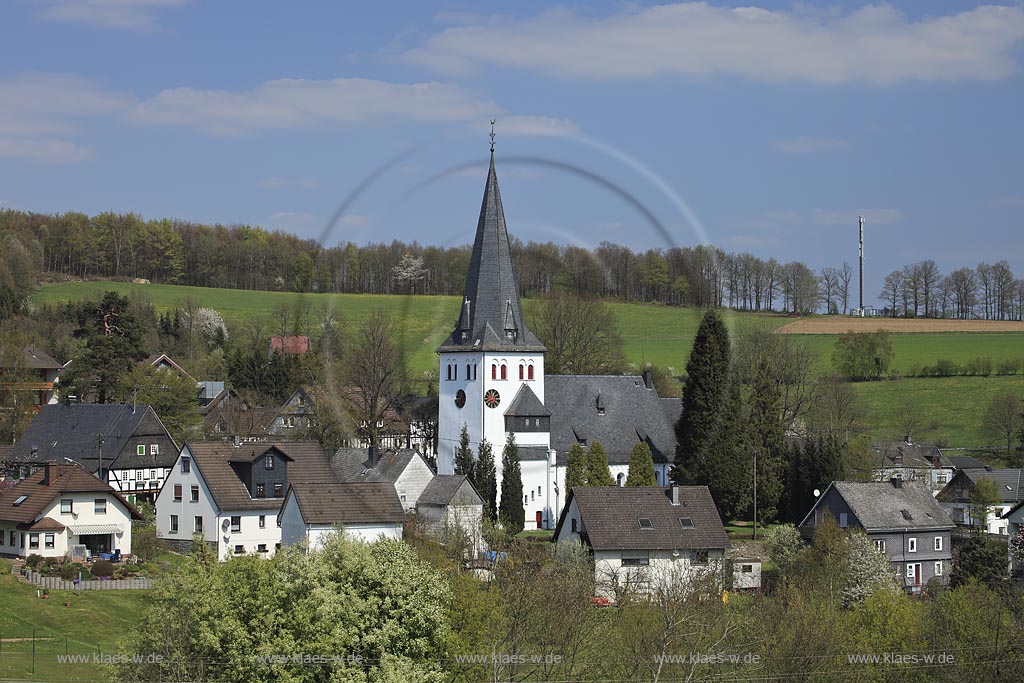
[489, 119, 496, 153]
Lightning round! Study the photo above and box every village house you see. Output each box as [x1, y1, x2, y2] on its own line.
[155, 441, 336, 560]
[0, 346, 64, 412]
[6, 401, 178, 504]
[435, 150, 679, 530]
[279, 482, 405, 547]
[800, 479, 954, 592]
[331, 447, 435, 512]
[553, 485, 730, 598]
[0, 462, 142, 560]
[936, 467, 1024, 535]
[870, 440, 954, 494]
[415, 474, 484, 552]
[1003, 501, 1024, 577]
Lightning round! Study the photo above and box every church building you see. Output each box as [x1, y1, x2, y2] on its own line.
[437, 143, 679, 530]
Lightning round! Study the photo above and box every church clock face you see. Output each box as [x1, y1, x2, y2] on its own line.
[483, 389, 501, 409]
[454, 389, 466, 408]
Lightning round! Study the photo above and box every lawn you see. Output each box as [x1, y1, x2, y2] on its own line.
[0, 559, 149, 681]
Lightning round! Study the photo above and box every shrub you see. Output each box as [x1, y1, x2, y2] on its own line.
[996, 359, 1019, 375]
[963, 357, 993, 376]
[927, 358, 959, 377]
[90, 559, 115, 578]
[25, 554, 43, 569]
[59, 563, 78, 581]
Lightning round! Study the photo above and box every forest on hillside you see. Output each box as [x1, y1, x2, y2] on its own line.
[2, 208, 1023, 321]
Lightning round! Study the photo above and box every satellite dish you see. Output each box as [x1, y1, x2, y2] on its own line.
[221, 519, 230, 531]
[813, 489, 821, 497]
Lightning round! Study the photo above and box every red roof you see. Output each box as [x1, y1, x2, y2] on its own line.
[269, 336, 310, 355]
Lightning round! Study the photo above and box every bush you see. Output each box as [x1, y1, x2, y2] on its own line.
[963, 357, 993, 376]
[90, 559, 115, 578]
[59, 563, 78, 581]
[926, 358, 959, 377]
[25, 554, 44, 569]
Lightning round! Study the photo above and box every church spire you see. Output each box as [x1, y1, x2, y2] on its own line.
[437, 133, 545, 353]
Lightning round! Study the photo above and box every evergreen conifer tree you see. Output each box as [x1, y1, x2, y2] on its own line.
[625, 442, 657, 486]
[475, 437, 497, 522]
[499, 433, 524, 533]
[748, 361, 785, 522]
[673, 309, 731, 483]
[454, 424, 474, 480]
[586, 440, 615, 486]
[565, 443, 588, 490]
[705, 369, 751, 522]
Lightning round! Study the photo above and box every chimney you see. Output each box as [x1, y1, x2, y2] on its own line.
[232, 434, 241, 448]
[43, 461, 58, 486]
[642, 368, 653, 390]
[890, 477, 903, 489]
[368, 446, 380, 469]
[670, 485, 680, 506]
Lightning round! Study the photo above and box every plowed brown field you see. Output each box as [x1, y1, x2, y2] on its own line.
[776, 317, 1024, 334]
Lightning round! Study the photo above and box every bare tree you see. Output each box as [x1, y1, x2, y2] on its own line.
[808, 374, 864, 440]
[901, 261, 923, 317]
[819, 267, 840, 315]
[879, 270, 904, 316]
[983, 391, 1023, 454]
[918, 259, 942, 317]
[734, 323, 815, 433]
[837, 262, 852, 315]
[947, 268, 978, 319]
[339, 309, 407, 449]
[530, 292, 626, 374]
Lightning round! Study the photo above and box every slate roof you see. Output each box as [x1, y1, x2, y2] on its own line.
[9, 403, 177, 471]
[545, 375, 678, 465]
[942, 455, 987, 470]
[659, 397, 683, 425]
[872, 441, 942, 469]
[519, 446, 551, 461]
[437, 153, 545, 353]
[0, 463, 141, 525]
[330, 448, 428, 484]
[810, 480, 954, 531]
[555, 486, 729, 551]
[504, 384, 550, 417]
[23, 346, 62, 370]
[418, 475, 481, 506]
[144, 353, 195, 382]
[957, 468, 1024, 502]
[186, 441, 336, 511]
[287, 482, 405, 525]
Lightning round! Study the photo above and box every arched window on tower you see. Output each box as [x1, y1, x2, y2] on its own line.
[519, 364, 524, 381]
[465, 363, 470, 380]
[501, 364, 507, 380]
[528, 365, 535, 381]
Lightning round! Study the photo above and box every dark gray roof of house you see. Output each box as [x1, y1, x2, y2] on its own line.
[519, 446, 550, 461]
[288, 482, 405, 525]
[330, 448, 427, 483]
[546, 375, 678, 465]
[960, 468, 1024, 502]
[873, 441, 941, 469]
[555, 486, 729, 551]
[827, 480, 954, 531]
[418, 475, 482, 507]
[942, 454, 987, 470]
[437, 153, 544, 353]
[504, 384, 550, 417]
[659, 397, 682, 425]
[23, 346, 62, 369]
[9, 403, 177, 470]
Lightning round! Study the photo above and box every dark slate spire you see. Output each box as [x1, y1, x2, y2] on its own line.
[438, 150, 545, 353]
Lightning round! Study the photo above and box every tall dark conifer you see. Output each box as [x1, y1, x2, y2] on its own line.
[499, 432, 524, 533]
[673, 309, 731, 483]
[706, 369, 751, 521]
[475, 437, 497, 522]
[454, 424, 475, 480]
[748, 361, 785, 522]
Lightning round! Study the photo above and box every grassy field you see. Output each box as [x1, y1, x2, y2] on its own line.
[0, 559, 149, 681]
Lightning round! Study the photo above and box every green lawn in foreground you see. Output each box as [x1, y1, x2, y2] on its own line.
[0, 559, 148, 681]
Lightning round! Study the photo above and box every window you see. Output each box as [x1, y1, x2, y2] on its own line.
[234, 545, 244, 554]
[136, 469, 144, 481]
[169, 514, 179, 533]
[874, 539, 886, 553]
[150, 444, 159, 455]
[137, 445, 146, 456]
[29, 533, 39, 549]
[150, 468, 156, 479]
[906, 563, 916, 578]
[638, 518, 653, 529]
[9, 531, 15, 546]
[255, 483, 265, 497]
[528, 365, 534, 380]
[680, 518, 694, 528]
[135, 482, 144, 490]
[500, 364, 507, 380]
[230, 516, 241, 533]
[191, 485, 199, 502]
[741, 564, 753, 573]
[936, 473, 948, 485]
[519, 364, 524, 380]
[173, 484, 182, 501]
[524, 495, 528, 505]
[934, 561, 943, 576]
[265, 454, 274, 470]
[259, 515, 266, 529]
[445, 365, 451, 381]
[571, 518, 578, 533]
[60, 499, 73, 514]
[491, 363, 497, 380]
[181, 457, 191, 473]
[838, 512, 848, 528]
[908, 537, 917, 553]
[693, 550, 709, 565]
[622, 552, 650, 567]
[274, 482, 283, 497]
[94, 499, 106, 514]
[257, 544, 268, 553]
[45, 533, 55, 549]
[194, 516, 203, 533]
[466, 363, 471, 380]
[934, 536, 943, 551]
[530, 490, 534, 501]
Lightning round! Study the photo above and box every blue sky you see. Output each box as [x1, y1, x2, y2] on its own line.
[2, 1, 1023, 305]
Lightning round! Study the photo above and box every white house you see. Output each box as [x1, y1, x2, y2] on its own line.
[553, 485, 730, 599]
[936, 468, 1023, 535]
[416, 474, 484, 553]
[331, 448, 435, 511]
[1003, 501, 1024, 577]
[870, 440, 953, 495]
[279, 482, 405, 548]
[155, 441, 336, 560]
[435, 150, 678, 531]
[0, 462, 141, 559]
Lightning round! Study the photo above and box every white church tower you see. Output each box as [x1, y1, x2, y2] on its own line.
[436, 135, 550, 516]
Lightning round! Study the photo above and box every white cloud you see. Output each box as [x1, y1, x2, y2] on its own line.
[36, 0, 189, 31]
[773, 137, 851, 153]
[0, 74, 128, 164]
[405, 3, 1024, 84]
[260, 177, 319, 190]
[129, 78, 497, 135]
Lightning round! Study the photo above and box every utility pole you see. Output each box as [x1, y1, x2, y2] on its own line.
[858, 215, 865, 316]
[96, 433, 104, 483]
[752, 448, 758, 540]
